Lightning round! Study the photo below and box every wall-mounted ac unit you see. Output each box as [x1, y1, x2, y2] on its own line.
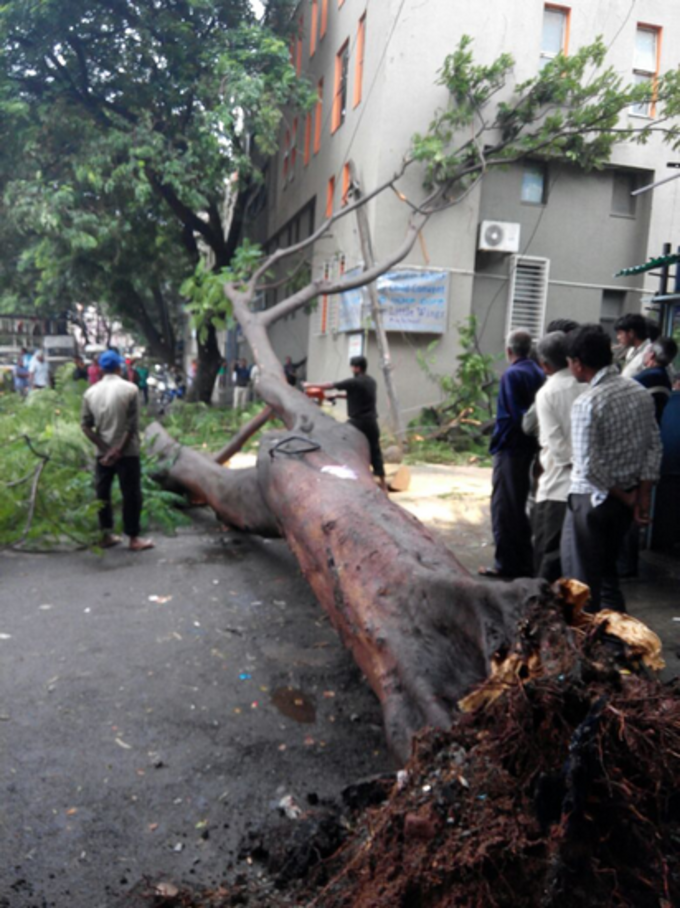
[478, 220, 521, 254]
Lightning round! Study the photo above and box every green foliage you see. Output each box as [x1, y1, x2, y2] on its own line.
[161, 400, 281, 453]
[0, 1, 313, 359]
[180, 240, 266, 338]
[412, 36, 680, 191]
[0, 366, 189, 550]
[414, 316, 499, 452]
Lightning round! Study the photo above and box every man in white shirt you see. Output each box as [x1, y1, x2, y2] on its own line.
[81, 349, 153, 551]
[28, 349, 49, 390]
[615, 313, 651, 379]
[532, 332, 586, 580]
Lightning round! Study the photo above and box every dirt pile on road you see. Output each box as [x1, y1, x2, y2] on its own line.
[144, 583, 680, 908]
[306, 584, 680, 908]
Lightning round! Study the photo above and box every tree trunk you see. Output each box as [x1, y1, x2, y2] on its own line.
[187, 322, 223, 405]
[147, 360, 541, 761]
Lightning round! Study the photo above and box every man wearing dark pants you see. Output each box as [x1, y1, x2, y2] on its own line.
[81, 349, 154, 551]
[561, 325, 661, 612]
[532, 331, 585, 581]
[482, 330, 544, 579]
[303, 356, 387, 492]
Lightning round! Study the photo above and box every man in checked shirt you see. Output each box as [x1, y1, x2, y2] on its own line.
[561, 324, 662, 612]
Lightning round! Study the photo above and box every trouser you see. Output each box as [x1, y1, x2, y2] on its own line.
[617, 521, 641, 578]
[234, 386, 249, 409]
[95, 456, 142, 539]
[533, 499, 568, 582]
[560, 493, 633, 612]
[349, 416, 385, 478]
[491, 450, 535, 577]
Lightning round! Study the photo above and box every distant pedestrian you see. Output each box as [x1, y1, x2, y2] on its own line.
[233, 359, 251, 409]
[13, 348, 30, 396]
[136, 361, 149, 405]
[634, 337, 678, 424]
[481, 330, 544, 579]
[284, 355, 306, 387]
[561, 325, 661, 612]
[73, 356, 88, 382]
[303, 356, 387, 492]
[615, 313, 651, 379]
[28, 350, 49, 390]
[80, 349, 154, 552]
[87, 353, 102, 385]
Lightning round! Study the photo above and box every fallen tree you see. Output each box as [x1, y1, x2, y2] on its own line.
[151, 40, 680, 760]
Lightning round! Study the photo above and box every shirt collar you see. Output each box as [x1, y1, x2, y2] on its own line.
[590, 365, 618, 387]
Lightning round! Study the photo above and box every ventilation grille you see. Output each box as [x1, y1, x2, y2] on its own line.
[507, 255, 550, 338]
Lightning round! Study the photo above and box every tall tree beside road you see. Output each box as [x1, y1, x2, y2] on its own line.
[157, 39, 680, 759]
[0, 0, 312, 395]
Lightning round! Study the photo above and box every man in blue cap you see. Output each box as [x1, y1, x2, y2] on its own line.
[81, 349, 154, 550]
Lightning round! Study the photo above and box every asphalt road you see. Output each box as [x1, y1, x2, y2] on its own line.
[0, 514, 390, 908]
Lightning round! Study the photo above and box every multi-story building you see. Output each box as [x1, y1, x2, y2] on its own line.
[251, 0, 680, 425]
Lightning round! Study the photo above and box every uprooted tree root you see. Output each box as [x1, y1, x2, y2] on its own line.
[144, 587, 679, 908]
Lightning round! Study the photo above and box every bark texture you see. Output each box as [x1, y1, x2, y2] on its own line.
[148, 389, 541, 761]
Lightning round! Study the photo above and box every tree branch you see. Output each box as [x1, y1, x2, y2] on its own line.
[258, 206, 432, 329]
[249, 158, 415, 287]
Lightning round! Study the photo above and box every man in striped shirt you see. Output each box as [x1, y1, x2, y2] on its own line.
[561, 325, 661, 612]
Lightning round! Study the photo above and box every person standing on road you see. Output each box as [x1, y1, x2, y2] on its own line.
[28, 349, 49, 390]
[482, 329, 545, 579]
[561, 325, 661, 612]
[13, 348, 30, 396]
[615, 313, 651, 379]
[232, 359, 251, 409]
[303, 356, 388, 492]
[87, 353, 102, 385]
[80, 349, 154, 552]
[531, 331, 585, 581]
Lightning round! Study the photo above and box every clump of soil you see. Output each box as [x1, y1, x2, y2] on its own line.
[142, 586, 680, 908]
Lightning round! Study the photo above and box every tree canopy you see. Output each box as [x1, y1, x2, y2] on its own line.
[0, 0, 311, 386]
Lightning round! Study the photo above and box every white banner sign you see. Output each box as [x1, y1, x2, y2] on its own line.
[338, 269, 449, 334]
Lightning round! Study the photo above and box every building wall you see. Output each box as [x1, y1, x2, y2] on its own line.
[252, 0, 680, 424]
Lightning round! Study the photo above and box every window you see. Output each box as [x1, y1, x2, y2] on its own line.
[611, 171, 638, 217]
[632, 25, 661, 117]
[303, 112, 312, 166]
[332, 40, 350, 132]
[521, 162, 548, 205]
[326, 175, 335, 218]
[507, 256, 550, 338]
[341, 162, 351, 206]
[320, 0, 328, 37]
[314, 78, 323, 154]
[296, 22, 303, 76]
[600, 290, 626, 337]
[540, 5, 570, 68]
[291, 117, 298, 172]
[310, 0, 318, 56]
[353, 14, 366, 108]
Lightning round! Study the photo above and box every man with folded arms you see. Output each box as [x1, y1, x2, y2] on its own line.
[561, 325, 661, 612]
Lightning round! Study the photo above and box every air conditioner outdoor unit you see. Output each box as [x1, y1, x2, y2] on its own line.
[478, 220, 521, 254]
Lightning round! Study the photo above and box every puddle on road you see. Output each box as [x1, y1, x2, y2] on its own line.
[270, 687, 316, 724]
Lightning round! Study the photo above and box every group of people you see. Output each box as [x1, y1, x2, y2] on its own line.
[229, 355, 306, 408]
[79, 352, 150, 403]
[485, 316, 677, 613]
[12, 347, 50, 394]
